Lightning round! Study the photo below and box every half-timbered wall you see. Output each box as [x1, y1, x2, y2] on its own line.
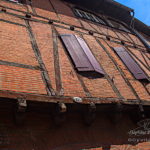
[0, 0, 150, 149]
[0, 0, 149, 102]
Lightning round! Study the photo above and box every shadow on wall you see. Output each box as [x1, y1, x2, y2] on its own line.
[0, 102, 150, 150]
[31, 0, 150, 36]
[32, 0, 76, 18]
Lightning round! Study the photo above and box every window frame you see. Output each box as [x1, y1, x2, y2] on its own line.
[6, 0, 25, 4]
[7, 0, 19, 3]
[107, 18, 131, 33]
[73, 8, 106, 26]
[73, 8, 131, 34]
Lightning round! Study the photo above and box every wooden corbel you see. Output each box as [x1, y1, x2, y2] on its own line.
[83, 103, 96, 126]
[14, 97, 27, 125]
[53, 102, 67, 126]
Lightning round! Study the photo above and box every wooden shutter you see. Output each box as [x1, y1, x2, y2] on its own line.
[114, 47, 149, 81]
[76, 35, 104, 75]
[60, 34, 104, 75]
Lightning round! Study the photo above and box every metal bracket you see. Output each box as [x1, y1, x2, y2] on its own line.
[48, 20, 53, 24]
[89, 30, 94, 35]
[25, 13, 31, 18]
[70, 26, 75, 31]
[1, 8, 6, 12]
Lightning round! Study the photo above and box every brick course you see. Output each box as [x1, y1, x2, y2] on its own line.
[0, 65, 47, 94]
[1, 0, 150, 99]
[30, 22, 56, 91]
[0, 0, 27, 11]
[0, 0, 149, 100]
[0, 0, 150, 149]
[0, 21, 38, 66]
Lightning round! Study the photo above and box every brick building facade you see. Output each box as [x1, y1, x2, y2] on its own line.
[0, 0, 150, 149]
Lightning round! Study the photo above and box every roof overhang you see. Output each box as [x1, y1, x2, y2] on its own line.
[64, 0, 150, 36]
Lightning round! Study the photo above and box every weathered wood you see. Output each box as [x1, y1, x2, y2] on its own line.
[0, 60, 40, 70]
[0, 90, 150, 105]
[52, 26, 63, 95]
[25, 20, 56, 96]
[0, 6, 146, 51]
[0, 18, 26, 27]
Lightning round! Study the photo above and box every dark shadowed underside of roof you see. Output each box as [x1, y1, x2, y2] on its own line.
[64, 0, 150, 36]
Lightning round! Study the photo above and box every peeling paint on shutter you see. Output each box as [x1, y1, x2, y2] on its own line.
[114, 47, 149, 81]
[60, 34, 104, 76]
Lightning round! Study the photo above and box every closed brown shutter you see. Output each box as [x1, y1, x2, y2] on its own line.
[76, 35, 104, 75]
[60, 34, 104, 76]
[114, 47, 149, 81]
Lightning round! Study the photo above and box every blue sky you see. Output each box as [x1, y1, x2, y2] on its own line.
[114, 0, 150, 26]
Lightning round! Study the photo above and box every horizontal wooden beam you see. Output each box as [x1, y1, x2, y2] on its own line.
[0, 90, 150, 106]
[0, 5, 146, 51]
[0, 60, 40, 70]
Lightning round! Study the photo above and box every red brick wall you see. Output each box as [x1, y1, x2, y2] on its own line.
[0, 0, 150, 149]
[32, 0, 59, 20]
[0, 0, 149, 100]
[0, 65, 47, 94]
[0, 21, 37, 66]
[88, 142, 150, 150]
[0, 0, 27, 11]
